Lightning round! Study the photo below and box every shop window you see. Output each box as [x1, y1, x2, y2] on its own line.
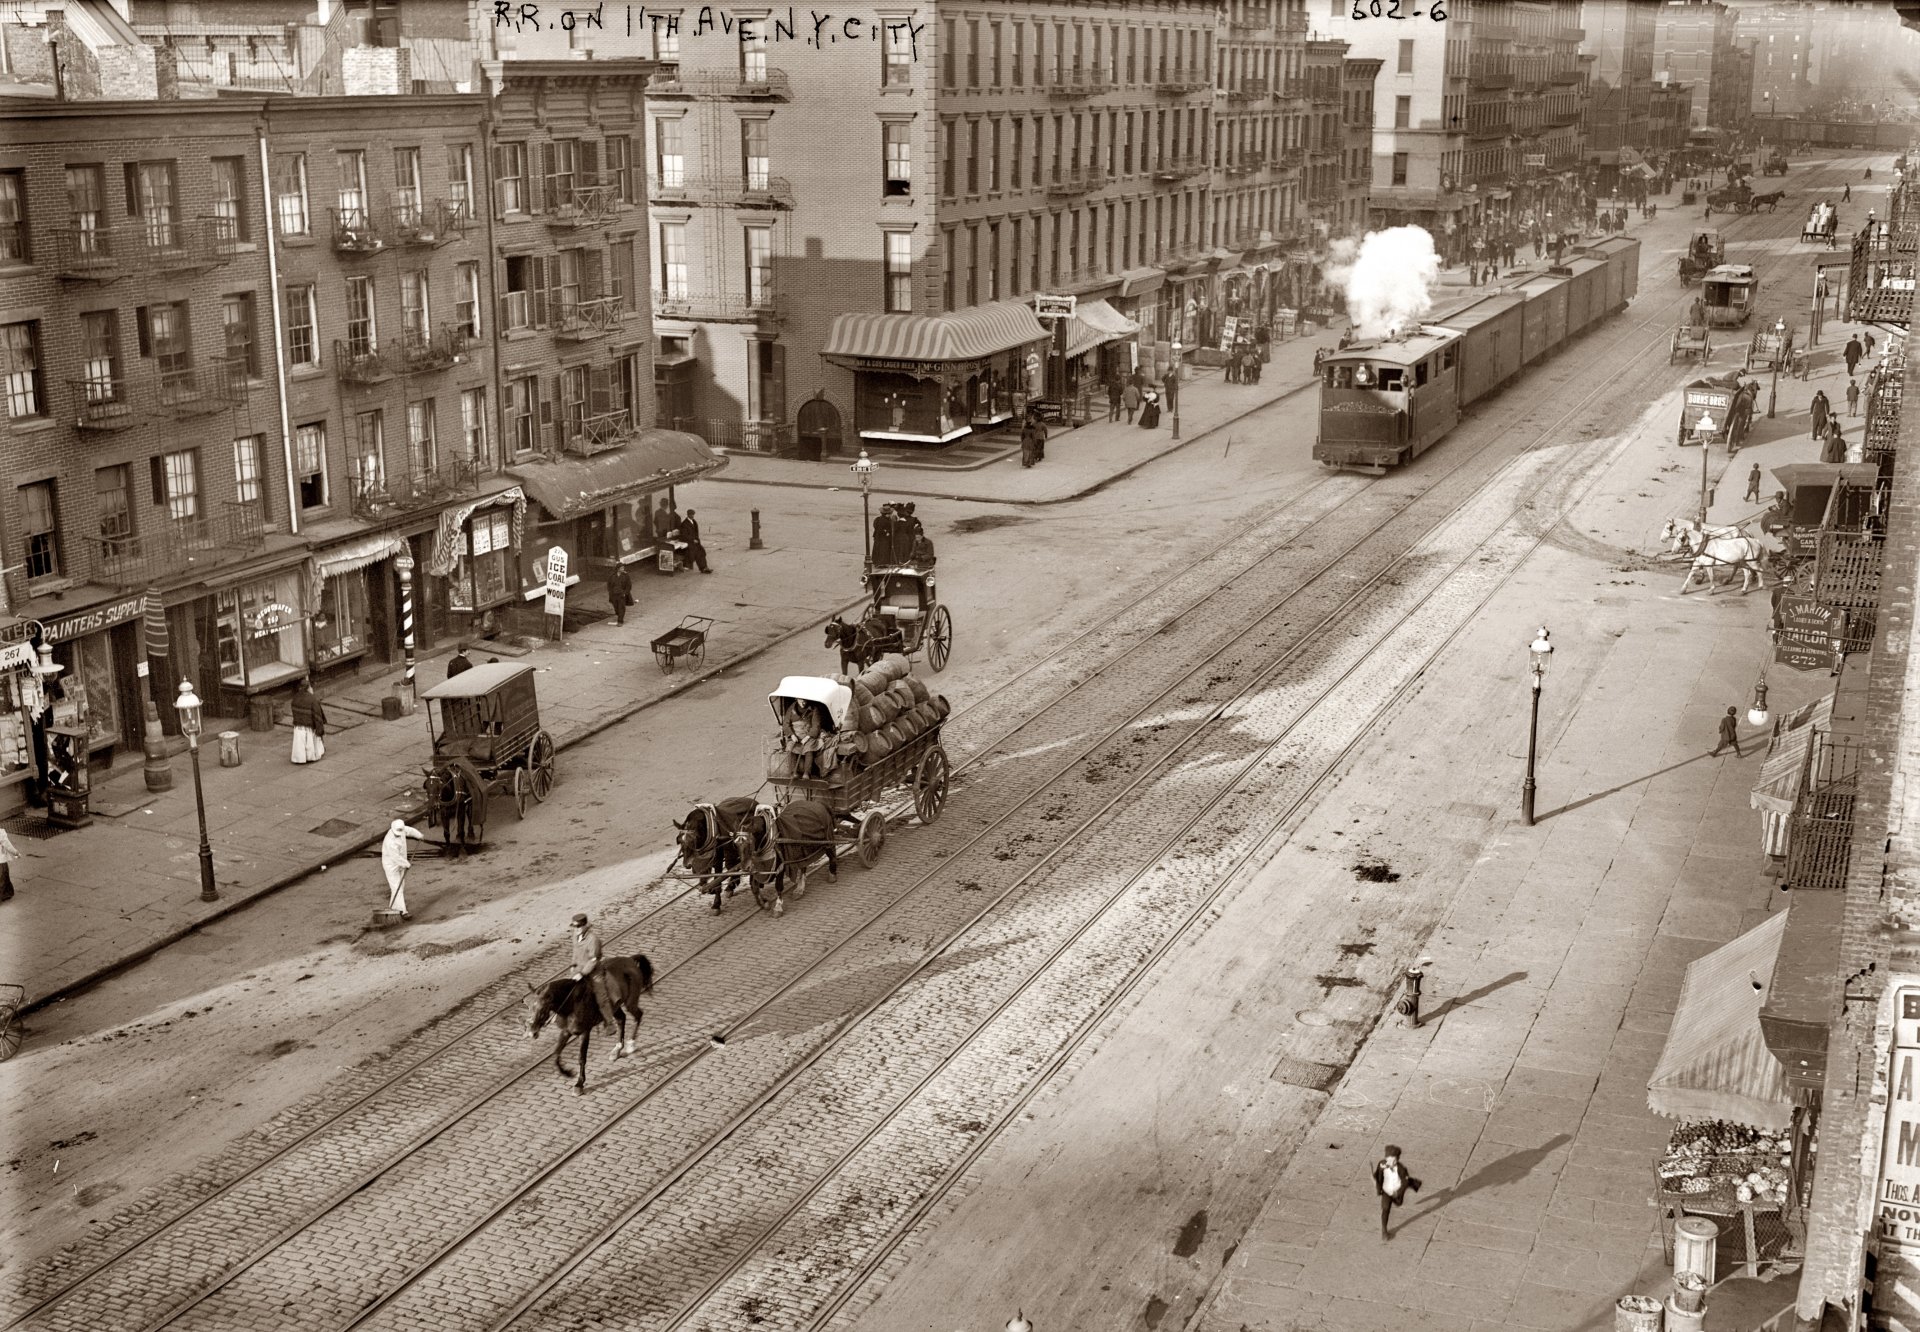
[452, 508, 515, 611]
[216, 571, 308, 691]
[313, 570, 370, 667]
[273, 152, 309, 236]
[233, 434, 266, 516]
[295, 422, 328, 510]
[53, 631, 117, 751]
[2, 321, 44, 419]
[0, 170, 27, 264]
[19, 480, 60, 583]
[211, 156, 248, 243]
[285, 284, 319, 367]
[95, 464, 132, 548]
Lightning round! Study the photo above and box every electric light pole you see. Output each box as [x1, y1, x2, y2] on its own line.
[1522, 628, 1553, 826]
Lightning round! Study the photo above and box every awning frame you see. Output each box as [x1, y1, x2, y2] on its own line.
[1647, 912, 1794, 1131]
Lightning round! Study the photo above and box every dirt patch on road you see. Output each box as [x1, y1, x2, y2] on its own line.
[949, 514, 1033, 535]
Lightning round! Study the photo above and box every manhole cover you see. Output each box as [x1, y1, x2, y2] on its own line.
[1271, 1056, 1347, 1092]
[310, 818, 359, 839]
[1295, 1009, 1332, 1026]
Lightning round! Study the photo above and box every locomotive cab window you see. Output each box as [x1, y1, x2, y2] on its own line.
[1374, 367, 1403, 392]
[1327, 364, 1356, 388]
[1440, 346, 1455, 371]
[1414, 359, 1429, 387]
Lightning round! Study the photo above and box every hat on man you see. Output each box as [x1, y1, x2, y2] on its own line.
[570, 912, 589, 927]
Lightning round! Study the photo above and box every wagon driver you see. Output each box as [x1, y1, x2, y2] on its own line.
[570, 912, 617, 1031]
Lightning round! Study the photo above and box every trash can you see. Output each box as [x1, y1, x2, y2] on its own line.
[1674, 1216, 1719, 1283]
[1664, 1297, 1704, 1332]
[217, 731, 242, 768]
[1614, 1294, 1663, 1332]
[248, 695, 276, 733]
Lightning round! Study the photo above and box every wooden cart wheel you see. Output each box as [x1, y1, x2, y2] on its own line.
[692, 638, 706, 668]
[513, 766, 530, 819]
[529, 732, 556, 802]
[914, 745, 950, 825]
[656, 646, 675, 675]
[857, 809, 887, 868]
[926, 605, 952, 673]
[0, 1014, 21, 1062]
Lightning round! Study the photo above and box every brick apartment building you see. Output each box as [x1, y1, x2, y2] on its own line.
[1652, 0, 1750, 142]
[1578, 0, 1655, 189]
[1337, 54, 1382, 243]
[0, 39, 715, 812]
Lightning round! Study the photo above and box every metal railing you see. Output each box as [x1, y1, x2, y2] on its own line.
[655, 174, 797, 209]
[652, 290, 785, 324]
[53, 220, 237, 276]
[1046, 168, 1108, 199]
[543, 173, 620, 229]
[332, 339, 392, 384]
[1154, 156, 1208, 181]
[349, 456, 481, 520]
[703, 417, 792, 453]
[1846, 226, 1916, 326]
[645, 67, 791, 99]
[1225, 79, 1268, 102]
[156, 358, 247, 414]
[1225, 154, 1267, 176]
[554, 294, 623, 340]
[1784, 732, 1861, 891]
[398, 324, 479, 372]
[1046, 68, 1116, 99]
[85, 502, 266, 587]
[1154, 68, 1210, 95]
[330, 206, 385, 253]
[67, 377, 136, 429]
[388, 199, 469, 247]
[1813, 529, 1885, 611]
[561, 409, 636, 457]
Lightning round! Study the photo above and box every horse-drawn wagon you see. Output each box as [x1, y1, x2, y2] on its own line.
[1679, 231, 1723, 284]
[1802, 202, 1838, 245]
[1708, 183, 1753, 214]
[1678, 374, 1759, 451]
[418, 662, 556, 851]
[1701, 265, 1760, 327]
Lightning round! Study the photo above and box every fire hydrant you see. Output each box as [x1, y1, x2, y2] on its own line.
[1398, 959, 1431, 1028]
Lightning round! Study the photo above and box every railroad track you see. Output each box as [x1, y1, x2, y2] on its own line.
[5, 165, 1842, 1332]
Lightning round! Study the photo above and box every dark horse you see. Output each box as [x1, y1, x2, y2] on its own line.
[825, 615, 890, 675]
[422, 755, 485, 854]
[732, 799, 838, 917]
[526, 954, 655, 1093]
[673, 796, 757, 913]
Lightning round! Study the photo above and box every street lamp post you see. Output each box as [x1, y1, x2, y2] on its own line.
[1522, 628, 1553, 826]
[1168, 341, 1183, 441]
[1767, 318, 1785, 419]
[175, 681, 218, 902]
[851, 450, 877, 567]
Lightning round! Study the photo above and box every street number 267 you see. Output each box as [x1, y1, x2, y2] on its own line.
[1353, 0, 1449, 17]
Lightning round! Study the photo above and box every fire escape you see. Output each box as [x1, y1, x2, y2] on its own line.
[1846, 177, 1917, 334]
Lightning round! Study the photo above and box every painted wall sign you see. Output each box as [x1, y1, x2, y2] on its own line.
[43, 596, 146, 645]
[1871, 984, 1920, 1331]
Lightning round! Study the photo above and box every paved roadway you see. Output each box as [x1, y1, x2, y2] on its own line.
[2, 159, 1864, 1332]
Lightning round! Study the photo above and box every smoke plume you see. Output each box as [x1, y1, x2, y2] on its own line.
[1338, 226, 1440, 340]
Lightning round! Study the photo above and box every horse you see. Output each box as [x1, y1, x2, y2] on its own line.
[673, 796, 757, 913]
[1661, 516, 1744, 556]
[732, 799, 838, 917]
[1752, 190, 1786, 212]
[422, 755, 485, 854]
[526, 953, 655, 1093]
[1679, 535, 1766, 595]
[826, 616, 883, 675]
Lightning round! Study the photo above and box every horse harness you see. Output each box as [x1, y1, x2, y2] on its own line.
[682, 801, 721, 862]
[740, 804, 780, 877]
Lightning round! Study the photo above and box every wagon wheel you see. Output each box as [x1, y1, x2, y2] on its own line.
[857, 809, 887, 868]
[925, 605, 953, 673]
[529, 731, 556, 802]
[655, 645, 675, 675]
[512, 766, 530, 820]
[0, 1012, 21, 1062]
[914, 745, 950, 825]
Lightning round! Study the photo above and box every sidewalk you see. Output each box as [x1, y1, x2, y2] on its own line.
[709, 329, 1338, 504]
[1, 549, 865, 1015]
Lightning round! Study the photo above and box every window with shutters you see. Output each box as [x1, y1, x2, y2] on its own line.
[80, 311, 120, 403]
[886, 230, 913, 312]
[65, 165, 104, 256]
[744, 225, 773, 306]
[19, 481, 59, 583]
[345, 276, 376, 356]
[351, 409, 385, 494]
[504, 254, 542, 329]
[741, 119, 770, 191]
[883, 121, 911, 197]
[335, 150, 368, 230]
[285, 284, 319, 366]
[496, 142, 527, 214]
[407, 398, 436, 475]
[95, 465, 132, 544]
[658, 222, 688, 300]
[273, 153, 309, 236]
[605, 135, 634, 204]
[448, 143, 475, 220]
[295, 422, 327, 509]
[547, 139, 577, 210]
[160, 449, 199, 521]
[393, 147, 423, 228]
[455, 261, 481, 339]
[561, 365, 589, 439]
[655, 118, 685, 189]
[507, 375, 537, 455]
[461, 387, 491, 468]
[232, 434, 265, 513]
[222, 292, 258, 379]
[211, 157, 247, 242]
[555, 247, 584, 320]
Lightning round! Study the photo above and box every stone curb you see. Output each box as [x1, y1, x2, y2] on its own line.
[20, 592, 870, 1018]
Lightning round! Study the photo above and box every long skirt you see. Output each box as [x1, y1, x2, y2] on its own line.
[291, 725, 325, 764]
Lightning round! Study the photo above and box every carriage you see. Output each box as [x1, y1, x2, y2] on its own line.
[1708, 183, 1753, 214]
[418, 662, 556, 851]
[1679, 231, 1724, 284]
[1677, 374, 1758, 451]
[766, 674, 951, 873]
[1746, 322, 1797, 372]
[864, 564, 954, 673]
[1701, 265, 1760, 327]
[1670, 325, 1713, 364]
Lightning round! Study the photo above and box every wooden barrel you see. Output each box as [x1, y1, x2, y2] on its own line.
[1675, 1217, 1720, 1282]
[1616, 1295, 1664, 1332]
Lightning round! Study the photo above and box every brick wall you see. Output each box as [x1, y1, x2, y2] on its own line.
[1797, 347, 1920, 1328]
[342, 47, 411, 98]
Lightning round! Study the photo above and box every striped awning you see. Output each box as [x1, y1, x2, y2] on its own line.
[1647, 913, 1794, 1131]
[821, 301, 1048, 366]
[1064, 299, 1141, 358]
[1117, 266, 1166, 299]
[1751, 694, 1836, 819]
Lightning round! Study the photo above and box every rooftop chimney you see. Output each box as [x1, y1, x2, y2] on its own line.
[342, 45, 410, 96]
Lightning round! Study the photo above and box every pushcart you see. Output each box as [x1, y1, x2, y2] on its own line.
[651, 615, 714, 674]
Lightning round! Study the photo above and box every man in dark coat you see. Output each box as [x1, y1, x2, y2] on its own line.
[1713, 706, 1743, 757]
[606, 562, 634, 625]
[1845, 335, 1864, 379]
[1809, 389, 1830, 441]
[447, 643, 474, 677]
[1106, 378, 1123, 422]
[1373, 1146, 1421, 1239]
[678, 510, 712, 574]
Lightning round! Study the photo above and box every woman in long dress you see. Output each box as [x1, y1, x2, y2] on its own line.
[290, 679, 327, 764]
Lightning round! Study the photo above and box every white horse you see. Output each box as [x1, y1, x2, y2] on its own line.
[1679, 535, 1766, 594]
[1661, 516, 1743, 555]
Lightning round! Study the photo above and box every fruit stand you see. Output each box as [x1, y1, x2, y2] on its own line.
[1655, 1123, 1806, 1278]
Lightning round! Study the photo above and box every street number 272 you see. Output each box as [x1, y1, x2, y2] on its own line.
[1353, 0, 1449, 17]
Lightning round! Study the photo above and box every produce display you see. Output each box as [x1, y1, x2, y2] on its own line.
[1657, 1122, 1795, 1208]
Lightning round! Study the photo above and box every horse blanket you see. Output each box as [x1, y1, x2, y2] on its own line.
[745, 798, 837, 876]
[686, 796, 757, 860]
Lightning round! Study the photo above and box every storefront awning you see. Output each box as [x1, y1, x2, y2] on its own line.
[307, 532, 409, 604]
[1117, 266, 1166, 299]
[1647, 912, 1794, 1131]
[1064, 299, 1141, 358]
[1759, 891, 1842, 1095]
[1751, 694, 1837, 818]
[821, 301, 1048, 366]
[508, 429, 727, 522]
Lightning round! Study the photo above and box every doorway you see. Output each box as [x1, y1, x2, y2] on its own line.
[796, 396, 843, 461]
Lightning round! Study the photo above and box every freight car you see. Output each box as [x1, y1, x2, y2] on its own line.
[1314, 237, 1641, 474]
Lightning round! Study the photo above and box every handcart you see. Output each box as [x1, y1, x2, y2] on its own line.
[651, 615, 714, 674]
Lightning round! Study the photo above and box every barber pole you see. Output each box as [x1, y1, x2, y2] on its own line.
[395, 551, 417, 709]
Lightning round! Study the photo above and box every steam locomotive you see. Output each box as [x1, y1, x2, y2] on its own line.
[1314, 236, 1642, 474]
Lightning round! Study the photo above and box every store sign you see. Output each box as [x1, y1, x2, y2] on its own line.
[43, 595, 146, 646]
[1871, 985, 1920, 1331]
[543, 546, 569, 618]
[1034, 294, 1076, 319]
[247, 603, 300, 639]
[1774, 596, 1837, 672]
[1524, 153, 1547, 169]
[0, 642, 35, 671]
